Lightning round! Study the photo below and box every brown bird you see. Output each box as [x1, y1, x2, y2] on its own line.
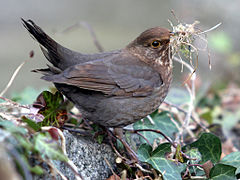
[22, 19, 173, 129]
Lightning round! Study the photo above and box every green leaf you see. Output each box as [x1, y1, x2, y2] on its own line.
[175, 144, 184, 163]
[185, 148, 202, 164]
[133, 111, 178, 144]
[22, 117, 41, 131]
[185, 148, 202, 175]
[34, 133, 68, 161]
[152, 143, 172, 158]
[138, 143, 171, 161]
[221, 152, 240, 175]
[200, 110, 213, 124]
[15, 135, 33, 151]
[149, 158, 182, 180]
[138, 143, 153, 162]
[138, 143, 182, 180]
[96, 134, 104, 144]
[29, 165, 44, 175]
[184, 133, 221, 164]
[210, 164, 236, 180]
[38, 91, 66, 127]
[0, 120, 27, 135]
[21, 155, 44, 175]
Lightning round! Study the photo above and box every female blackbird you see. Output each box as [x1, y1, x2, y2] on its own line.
[22, 19, 173, 128]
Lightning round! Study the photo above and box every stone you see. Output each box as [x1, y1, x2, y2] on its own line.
[36, 130, 116, 180]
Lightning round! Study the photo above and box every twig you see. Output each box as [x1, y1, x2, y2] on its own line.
[0, 96, 30, 123]
[170, 10, 181, 23]
[46, 159, 68, 180]
[65, 161, 83, 180]
[135, 163, 152, 173]
[80, 22, 104, 52]
[188, 164, 203, 168]
[182, 167, 190, 179]
[163, 101, 207, 131]
[0, 112, 18, 121]
[41, 127, 67, 154]
[184, 84, 195, 127]
[188, 176, 206, 179]
[104, 157, 118, 178]
[0, 61, 26, 97]
[108, 136, 129, 163]
[106, 129, 129, 162]
[62, 21, 104, 52]
[197, 22, 222, 35]
[134, 131, 151, 146]
[127, 128, 174, 144]
[173, 57, 196, 144]
[62, 126, 92, 136]
[0, 51, 34, 97]
[127, 128, 195, 160]
[146, 115, 155, 125]
[0, 96, 29, 109]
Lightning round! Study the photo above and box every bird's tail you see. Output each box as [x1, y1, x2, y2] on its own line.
[21, 18, 63, 69]
[22, 19, 57, 53]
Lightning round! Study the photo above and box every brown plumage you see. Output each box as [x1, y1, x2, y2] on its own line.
[22, 19, 173, 127]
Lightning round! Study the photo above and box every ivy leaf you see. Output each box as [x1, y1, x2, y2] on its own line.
[184, 133, 221, 164]
[185, 148, 202, 164]
[185, 148, 203, 175]
[133, 111, 178, 144]
[138, 144, 153, 162]
[221, 152, 240, 175]
[209, 164, 236, 180]
[138, 143, 183, 180]
[151, 143, 172, 158]
[34, 133, 68, 161]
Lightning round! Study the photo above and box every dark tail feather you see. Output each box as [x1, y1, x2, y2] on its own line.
[21, 18, 57, 52]
[31, 64, 62, 75]
[22, 18, 87, 70]
[21, 18, 61, 67]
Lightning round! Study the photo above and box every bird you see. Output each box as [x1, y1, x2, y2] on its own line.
[22, 19, 173, 129]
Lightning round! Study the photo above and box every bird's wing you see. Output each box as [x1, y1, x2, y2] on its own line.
[42, 52, 162, 97]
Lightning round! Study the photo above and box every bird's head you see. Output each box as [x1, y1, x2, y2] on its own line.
[127, 27, 173, 68]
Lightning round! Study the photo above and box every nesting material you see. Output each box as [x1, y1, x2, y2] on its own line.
[168, 19, 221, 82]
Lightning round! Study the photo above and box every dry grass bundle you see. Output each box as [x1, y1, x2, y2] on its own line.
[168, 16, 221, 83]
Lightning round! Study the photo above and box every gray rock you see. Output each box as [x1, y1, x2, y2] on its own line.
[37, 130, 116, 180]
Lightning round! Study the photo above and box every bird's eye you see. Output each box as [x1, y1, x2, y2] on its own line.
[151, 40, 161, 48]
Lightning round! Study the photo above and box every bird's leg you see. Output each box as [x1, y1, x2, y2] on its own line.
[113, 127, 139, 163]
